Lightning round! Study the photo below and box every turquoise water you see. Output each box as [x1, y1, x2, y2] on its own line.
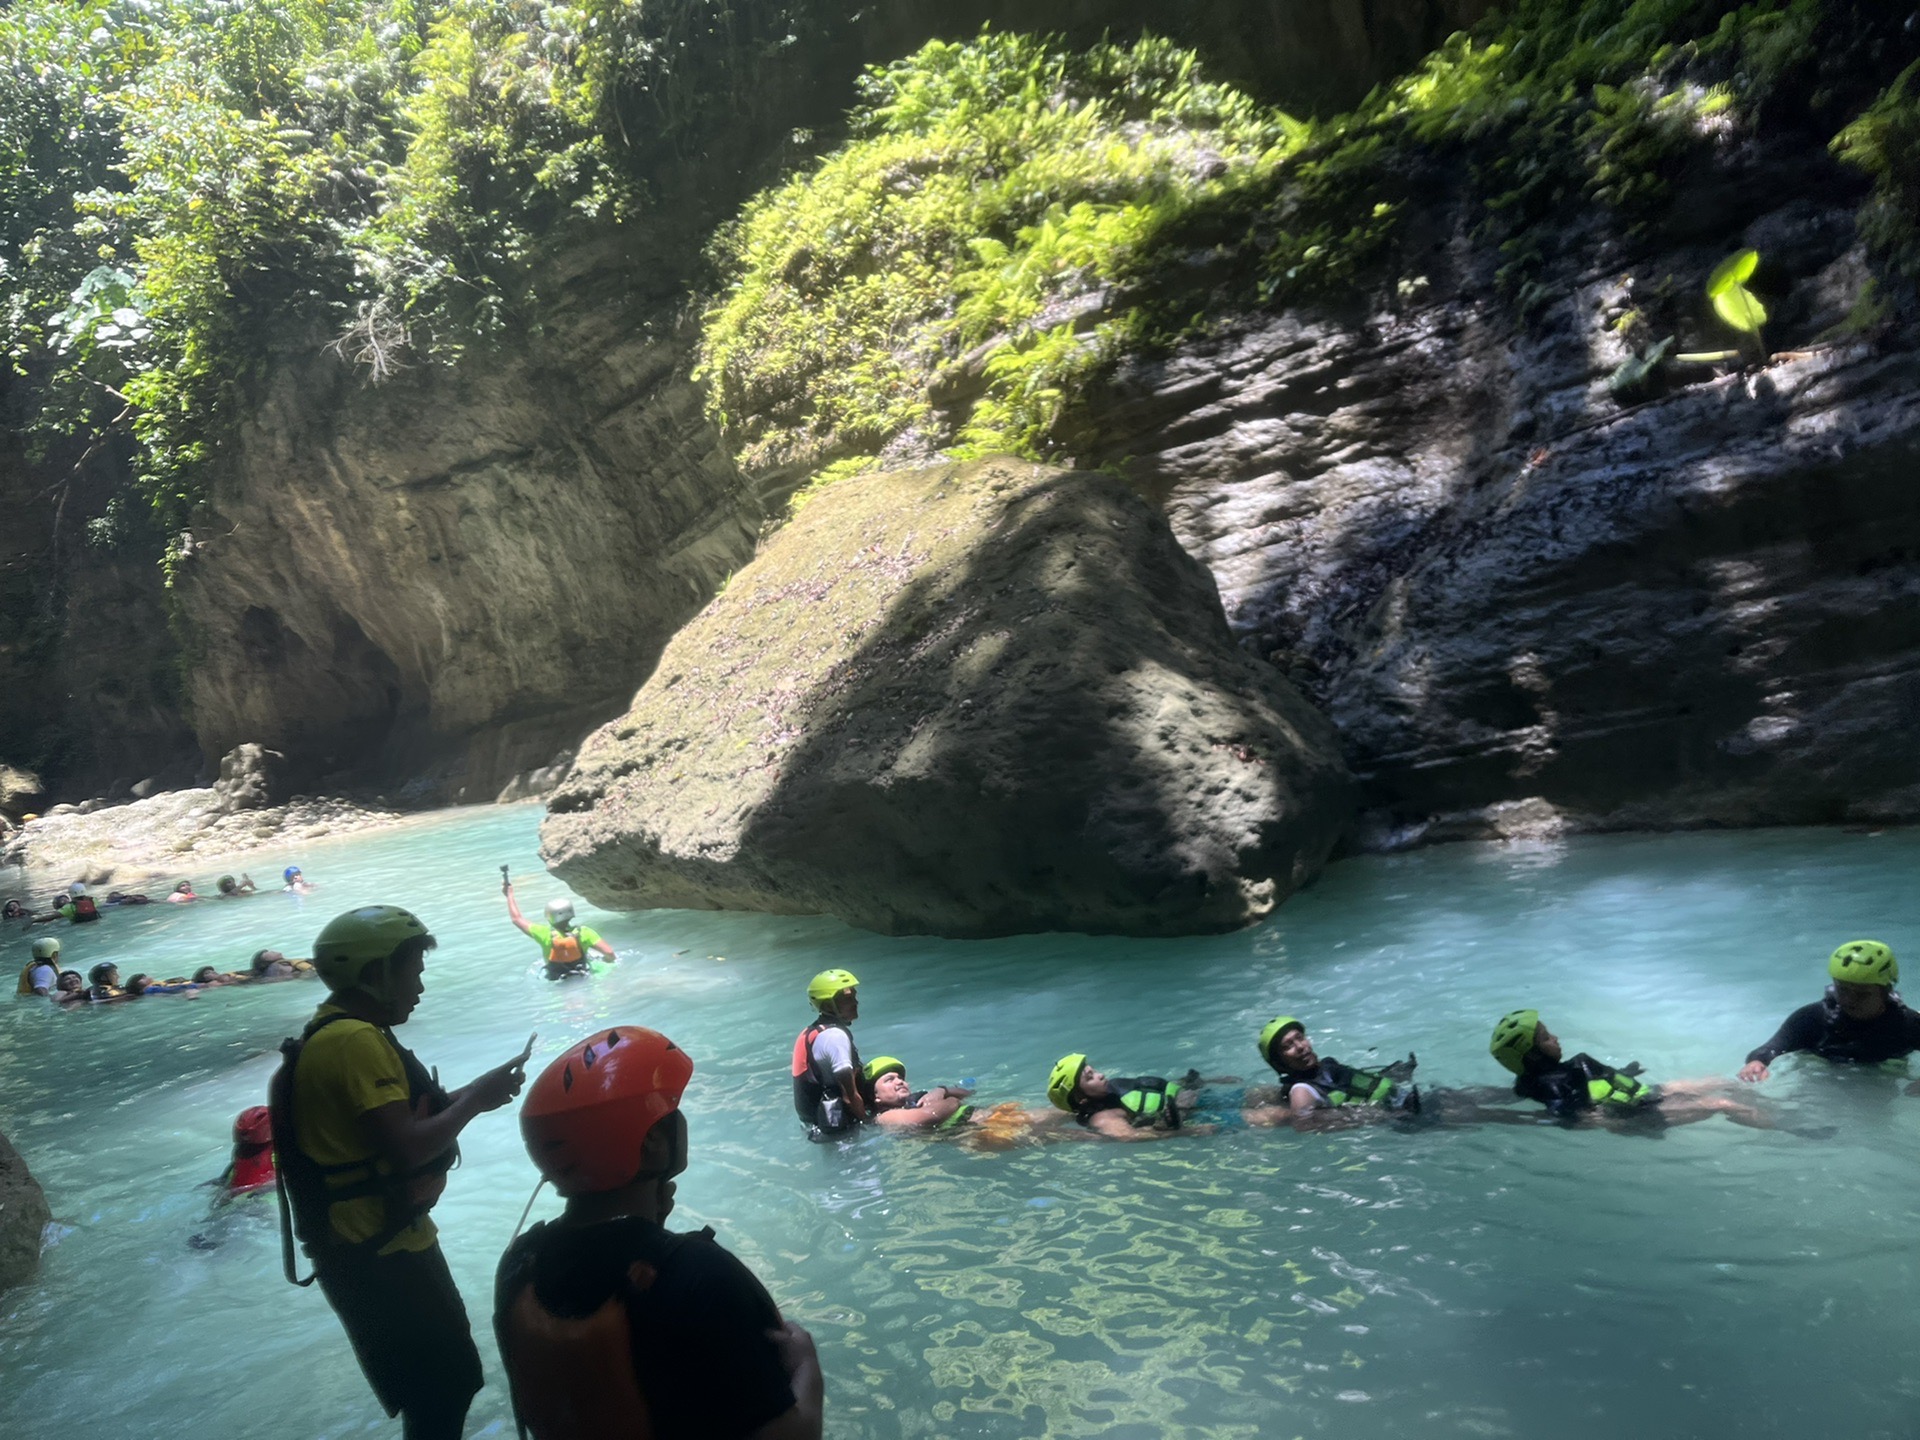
[3, 807, 1918, 1439]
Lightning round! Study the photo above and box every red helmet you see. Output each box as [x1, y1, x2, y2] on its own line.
[234, 1105, 272, 1147]
[520, 1027, 693, 1196]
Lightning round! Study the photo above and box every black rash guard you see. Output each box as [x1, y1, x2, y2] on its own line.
[1745, 991, 1920, 1067]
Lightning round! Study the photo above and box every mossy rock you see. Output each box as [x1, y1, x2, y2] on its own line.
[541, 457, 1350, 937]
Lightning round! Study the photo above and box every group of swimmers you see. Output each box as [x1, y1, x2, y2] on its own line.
[9, 864, 321, 1002]
[791, 939, 1914, 1143]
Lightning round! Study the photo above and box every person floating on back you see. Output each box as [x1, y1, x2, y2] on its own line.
[1739, 941, 1920, 1082]
[167, 880, 198, 904]
[16, 936, 61, 995]
[1247, 1015, 1418, 1127]
[504, 879, 614, 981]
[859, 1057, 974, 1130]
[270, 904, 529, 1440]
[495, 1026, 825, 1440]
[1047, 1054, 1205, 1140]
[793, 970, 865, 1140]
[1490, 1010, 1771, 1129]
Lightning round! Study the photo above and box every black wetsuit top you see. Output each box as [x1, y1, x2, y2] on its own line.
[1745, 990, 1920, 1067]
[1513, 1054, 1650, 1118]
[494, 1217, 795, 1440]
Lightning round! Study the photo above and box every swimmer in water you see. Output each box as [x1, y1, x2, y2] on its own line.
[859, 1057, 975, 1130]
[86, 962, 124, 1000]
[503, 879, 614, 980]
[1245, 1015, 1419, 1128]
[215, 873, 257, 898]
[125, 973, 198, 996]
[168, 880, 199, 903]
[283, 865, 315, 894]
[191, 965, 244, 987]
[1738, 941, 1920, 1084]
[1046, 1054, 1216, 1140]
[53, 970, 88, 1005]
[3, 898, 27, 920]
[1490, 1010, 1774, 1130]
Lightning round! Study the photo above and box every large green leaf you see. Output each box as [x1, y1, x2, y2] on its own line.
[1706, 247, 1759, 297]
[1712, 284, 1768, 335]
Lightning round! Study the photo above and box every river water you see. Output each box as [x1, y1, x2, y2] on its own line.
[1, 805, 1916, 1439]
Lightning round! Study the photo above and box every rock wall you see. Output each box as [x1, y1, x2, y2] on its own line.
[1073, 167, 1920, 841]
[543, 458, 1350, 936]
[0, 1127, 51, 1295]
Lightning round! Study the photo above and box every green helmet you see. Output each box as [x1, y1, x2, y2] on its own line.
[1048, 1053, 1089, 1112]
[1489, 1009, 1541, 1074]
[862, 1056, 906, 1085]
[807, 968, 859, 1007]
[31, 936, 60, 961]
[313, 905, 431, 1002]
[1258, 1015, 1305, 1066]
[1829, 940, 1897, 987]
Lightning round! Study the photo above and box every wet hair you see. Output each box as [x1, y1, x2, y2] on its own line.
[56, 970, 83, 990]
[192, 965, 221, 984]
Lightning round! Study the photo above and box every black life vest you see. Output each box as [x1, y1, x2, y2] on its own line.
[68, 895, 99, 922]
[494, 1221, 714, 1440]
[1813, 986, 1920, 1064]
[1275, 1058, 1416, 1111]
[1518, 1053, 1654, 1114]
[790, 1017, 863, 1133]
[269, 1011, 458, 1283]
[1075, 1075, 1182, 1130]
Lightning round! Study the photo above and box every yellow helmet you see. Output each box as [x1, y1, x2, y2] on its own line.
[807, 969, 859, 1008]
[1489, 1009, 1541, 1074]
[313, 905, 432, 1003]
[1048, 1053, 1088, 1111]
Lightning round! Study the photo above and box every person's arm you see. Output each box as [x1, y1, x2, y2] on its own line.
[238, 874, 255, 893]
[1740, 1004, 1823, 1080]
[1086, 1109, 1165, 1140]
[360, 1053, 526, 1170]
[1288, 1085, 1322, 1115]
[750, 1323, 824, 1440]
[835, 1069, 868, 1123]
[503, 880, 532, 935]
[584, 926, 616, 960]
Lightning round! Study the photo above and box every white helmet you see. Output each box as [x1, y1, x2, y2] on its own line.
[544, 898, 575, 927]
[68, 881, 88, 897]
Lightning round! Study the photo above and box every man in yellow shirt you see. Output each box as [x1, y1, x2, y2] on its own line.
[271, 905, 529, 1439]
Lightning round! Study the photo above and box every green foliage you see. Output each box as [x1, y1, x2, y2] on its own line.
[1706, 247, 1767, 337]
[1833, 60, 1920, 279]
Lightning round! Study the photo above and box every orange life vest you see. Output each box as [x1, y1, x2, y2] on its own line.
[546, 931, 587, 969]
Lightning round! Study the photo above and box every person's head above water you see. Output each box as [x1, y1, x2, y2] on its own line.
[217, 875, 238, 894]
[312, 904, 436, 1024]
[173, 880, 194, 895]
[543, 898, 575, 932]
[861, 1056, 910, 1109]
[807, 968, 859, 1020]
[2, 899, 22, 918]
[192, 965, 222, 984]
[252, 947, 288, 975]
[88, 962, 119, 988]
[31, 936, 60, 962]
[67, 881, 87, 898]
[1258, 1016, 1317, 1075]
[56, 970, 84, 994]
[1489, 1009, 1565, 1074]
[1047, 1053, 1113, 1111]
[1828, 940, 1897, 1020]
[520, 1026, 694, 1214]
[284, 866, 302, 884]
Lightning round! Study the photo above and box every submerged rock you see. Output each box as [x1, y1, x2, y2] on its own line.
[0, 1128, 51, 1295]
[543, 458, 1350, 936]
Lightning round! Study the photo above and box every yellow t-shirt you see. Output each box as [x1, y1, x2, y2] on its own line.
[291, 1003, 439, 1254]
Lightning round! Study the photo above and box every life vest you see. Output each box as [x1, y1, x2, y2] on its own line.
[545, 930, 587, 970]
[1573, 1055, 1651, 1108]
[494, 1221, 714, 1440]
[1276, 1058, 1418, 1112]
[68, 895, 99, 922]
[1521, 1053, 1653, 1113]
[790, 1017, 863, 1134]
[16, 961, 51, 996]
[1812, 986, 1920, 1064]
[269, 1012, 458, 1283]
[1076, 1076, 1182, 1130]
[227, 1146, 277, 1196]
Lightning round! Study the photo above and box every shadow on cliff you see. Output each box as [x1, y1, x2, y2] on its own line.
[711, 468, 1344, 936]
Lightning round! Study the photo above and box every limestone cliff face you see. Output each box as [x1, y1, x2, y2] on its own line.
[1071, 174, 1920, 841]
[543, 459, 1351, 937]
[172, 244, 761, 799]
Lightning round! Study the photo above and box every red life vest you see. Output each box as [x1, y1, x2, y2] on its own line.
[69, 895, 99, 922]
[228, 1146, 277, 1195]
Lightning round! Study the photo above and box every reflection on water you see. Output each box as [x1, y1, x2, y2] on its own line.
[2, 810, 1918, 1439]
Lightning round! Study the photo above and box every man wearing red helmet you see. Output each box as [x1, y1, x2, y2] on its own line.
[496, 1026, 825, 1440]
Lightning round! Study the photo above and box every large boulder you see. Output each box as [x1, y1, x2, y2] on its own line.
[213, 743, 292, 813]
[542, 458, 1350, 937]
[0, 1128, 51, 1295]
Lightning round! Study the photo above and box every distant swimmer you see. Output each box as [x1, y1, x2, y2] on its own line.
[31, 882, 100, 924]
[860, 1057, 974, 1130]
[1490, 1010, 1771, 1129]
[1739, 941, 1920, 1082]
[216, 873, 257, 898]
[504, 879, 614, 981]
[220, 1106, 278, 1198]
[53, 970, 87, 1004]
[168, 880, 199, 904]
[126, 972, 199, 996]
[1247, 1015, 1418, 1127]
[496, 1026, 825, 1440]
[87, 962, 124, 1000]
[793, 970, 865, 1140]
[16, 936, 62, 995]
[2, 898, 26, 920]
[270, 905, 529, 1440]
[1047, 1054, 1211, 1140]
[104, 890, 154, 906]
[284, 866, 316, 894]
